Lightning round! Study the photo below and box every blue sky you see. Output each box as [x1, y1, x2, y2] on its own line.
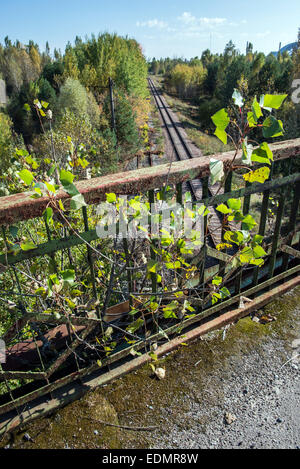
[1, 0, 300, 59]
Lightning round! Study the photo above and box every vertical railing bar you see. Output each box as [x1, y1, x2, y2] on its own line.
[268, 189, 286, 279]
[200, 177, 209, 308]
[219, 171, 233, 278]
[234, 179, 252, 295]
[82, 206, 99, 316]
[148, 189, 157, 294]
[243, 181, 252, 216]
[224, 170, 233, 194]
[123, 238, 133, 304]
[282, 181, 300, 270]
[176, 182, 183, 206]
[176, 183, 183, 291]
[252, 164, 274, 286]
[269, 158, 292, 279]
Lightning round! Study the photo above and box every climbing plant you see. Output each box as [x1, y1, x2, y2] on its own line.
[0, 89, 290, 382]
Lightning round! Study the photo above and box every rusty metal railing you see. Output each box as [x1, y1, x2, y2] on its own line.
[0, 138, 299, 434]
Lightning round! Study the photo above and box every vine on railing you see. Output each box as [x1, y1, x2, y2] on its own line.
[0, 89, 289, 371]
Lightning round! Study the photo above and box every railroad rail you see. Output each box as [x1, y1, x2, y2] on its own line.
[0, 130, 299, 435]
[148, 77, 234, 247]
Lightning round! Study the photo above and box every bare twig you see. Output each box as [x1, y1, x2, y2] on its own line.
[82, 416, 158, 432]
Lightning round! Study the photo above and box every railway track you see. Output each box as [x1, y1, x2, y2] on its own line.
[148, 77, 228, 247]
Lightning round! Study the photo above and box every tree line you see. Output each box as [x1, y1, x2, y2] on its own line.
[149, 35, 300, 138]
[0, 33, 149, 195]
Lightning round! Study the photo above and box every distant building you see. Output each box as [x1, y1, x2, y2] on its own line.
[271, 42, 297, 57]
[0, 79, 7, 106]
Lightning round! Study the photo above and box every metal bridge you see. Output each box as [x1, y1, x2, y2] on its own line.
[0, 129, 299, 436]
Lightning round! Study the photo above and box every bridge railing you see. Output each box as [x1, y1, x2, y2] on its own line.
[0, 138, 299, 419]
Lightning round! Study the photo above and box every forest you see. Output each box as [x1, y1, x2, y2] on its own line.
[0, 33, 149, 196]
[1, 31, 300, 198]
[149, 36, 300, 138]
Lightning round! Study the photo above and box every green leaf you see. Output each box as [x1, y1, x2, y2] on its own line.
[60, 169, 74, 186]
[212, 276, 222, 286]
[147, 259, 158, 273]
[44, 181, 56, 193]
[61, 269, 75, 286]
[16, 148, 29, 157]
[65, 298, 76, 308]
[63, 183, 79, 197]
[209, 159, 224, 185]
[33, 182, 45, 194]
[18, 169, 34, 186]
[243, 166, 270, 184]
[232, 89, 244, 107]
[262, 116, 284, 138]
[41, 101, 49, 109]
[259, 95, 272, 112]
[224, 230, 247, 246]
[211, 109, 230, 130]
[252, 96, 263, 120]
[20, 241, 37, 251]
[126, 318, 144, 334]
[242, 214, 257, 230]
[251, 142, 273, 165]
[212, 293, 221, 305]
[247, 112, 257, 128]
[35, 287, 47, 298]
[227, 198, 242, 211]
[240, 247, 253, 264]
[48, 274, 59, 287]
[253, 245, 267, 258]
[70, 194, 87, 210]
[220, 287, 231, 299]
[216, 204, 232, 214]
[106, 193, 116, 203]
[198, 205, 208, 216]
[263, 94, 287, 110]
[250, 258, 264, 266]
[184, 191, 192, 202]
[23, 103, 31, 112]
[43, 207, 53, 224]
[214, 127, 227, 144]
[47, 164, 56, 177]
[252, 234, 264, 245]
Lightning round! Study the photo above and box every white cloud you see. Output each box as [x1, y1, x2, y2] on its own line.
[200, 17, 227, 25]
[178, 12, 226, 27]
[178, 12, 197, 24]
[136, 19, 168, 29]
[256, 30, 271, 38]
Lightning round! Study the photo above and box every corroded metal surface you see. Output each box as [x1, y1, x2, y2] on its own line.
[2, 325, 86, 373]
[0, 138, 300, 225]
[1, 273, 299, 437]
